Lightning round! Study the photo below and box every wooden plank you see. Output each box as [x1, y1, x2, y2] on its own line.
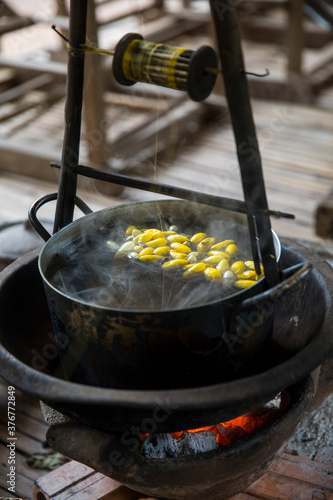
[0, 74, 53, 106]
[0, 15, 33, 35]
[0, 422, 46, 455]
[0, 383, 45, 424]
[316, 190, 333, 239]
[271, 456, 333, 490]
[0, 469, 34, 500]
[0, 444, 42, 482]
[33, 461, 96, 498]
[0, 410, 48, 443]
[0, 485, 15, 496]
[229, 494, 260, 500]
[0, 137, 61, 182]
[32, 452, 333, 500]
[246, 473, 333, 500]
[33, 461, 141, 500]
[55, 475, 141, 500]
[239, 16, 333, 48]
[0, 55, 67, 78]
[287, 0, 304, 77]
[95, 0, 160, 26]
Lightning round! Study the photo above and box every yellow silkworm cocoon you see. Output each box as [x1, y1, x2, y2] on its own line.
[162, 230, 177, 236]
[167, 234, 190, 244]
[106, 240, 119, 251]
[125, 225, 137, 236]
[134, 245, 143, 253]
[133, 232, 154, 244]
[208, 250, 230, 259]
[244, 261, 264, 274]
[216, 258, 229, 273]
[154, 246, 170, 255]
[211, 239, 234, 250]
[170, 250, 188, 260]
[202, 254, 225, 265]
[115, 241, 135, 257]
[234, 280, 257, 289]
[190, 232, 206, 244]
[197, 237, 216, 252]
[139, 247, 154, 256]
[230, 261, 246, 275]
[204, 267, 222, 282]
[143, 228, 163, 238]
[183, 262, 206, 278]
[131, 229, 142, 238]
[162, 259, 189, 268]
[139, 255, 163, 262]
[186, 262, 206, 273]
[146, 237, 169, 248]
[223, 270, 235, 283]
[128, 251, 139, 260]
[225, 243, 238, 257]
[237, 270, 257, 280]
[187, 252, 198, 264]
[170, 242, 192, 254]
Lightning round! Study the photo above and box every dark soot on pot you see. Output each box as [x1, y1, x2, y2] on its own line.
[45, 214, 251, 311]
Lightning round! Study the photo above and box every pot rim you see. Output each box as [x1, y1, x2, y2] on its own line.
[38, 199, 281, 313]
[0, 242, 332, 411]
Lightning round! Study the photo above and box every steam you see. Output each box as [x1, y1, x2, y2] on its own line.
[46, 201, 253, 311]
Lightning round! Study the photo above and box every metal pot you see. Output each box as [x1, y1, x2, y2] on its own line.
[29, 196, 309, 390]
[0, 242, 329, 433]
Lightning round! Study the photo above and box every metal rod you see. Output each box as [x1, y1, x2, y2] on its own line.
[209, 0, 280, 287]
[50, 162, 295, 220]
[53, 0, 88, 233]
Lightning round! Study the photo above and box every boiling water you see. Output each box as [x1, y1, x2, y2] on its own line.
[46, 212, 253, 311]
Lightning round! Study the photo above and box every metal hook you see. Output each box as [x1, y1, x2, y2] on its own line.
[242, 68, 270, 78]
[51, 24, 69, 44]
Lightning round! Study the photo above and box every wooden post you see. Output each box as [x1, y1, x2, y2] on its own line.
[287, 0, 304, 78]
[83, 0, 123, 197]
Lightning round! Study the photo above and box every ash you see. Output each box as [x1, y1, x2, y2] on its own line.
[141, 431, 219, 459]
[287, 393, 333, 465]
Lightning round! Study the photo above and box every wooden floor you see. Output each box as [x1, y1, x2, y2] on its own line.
[0, 3, 333, 498]
[33, 452, 333, 500]
[0, 378, 332, 500]
[125, 91, 333, 245]
[0, 88, 333, 247]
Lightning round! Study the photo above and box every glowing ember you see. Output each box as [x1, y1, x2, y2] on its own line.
[140, 394, 287, 458]
[175, 410, 275, 446]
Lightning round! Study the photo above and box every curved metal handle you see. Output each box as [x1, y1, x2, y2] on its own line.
[29, 193, 93, 242]
[236, 261, 313, 314]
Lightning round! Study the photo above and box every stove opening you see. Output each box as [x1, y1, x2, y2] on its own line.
[139, 392, 289, 458]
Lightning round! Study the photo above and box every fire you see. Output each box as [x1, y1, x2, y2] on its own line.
[171, 410, 275, 446]
[140, 397, 286, 448]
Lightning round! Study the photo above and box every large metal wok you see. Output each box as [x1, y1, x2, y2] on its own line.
[28, 198, 312, 391]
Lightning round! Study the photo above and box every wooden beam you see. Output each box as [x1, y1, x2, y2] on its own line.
[0, 16, 33, 35]
[0, 74, 53, 105]
[316, 188, 333, 239]
[239, 17, 333, 49]
[287, 0, 304, 77]
[83, 0, 121, 197]
[0, 55, 67, 78]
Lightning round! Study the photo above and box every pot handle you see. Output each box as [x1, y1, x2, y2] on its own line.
[235, 261, 313, 314]
[29, 193, 93, 242]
